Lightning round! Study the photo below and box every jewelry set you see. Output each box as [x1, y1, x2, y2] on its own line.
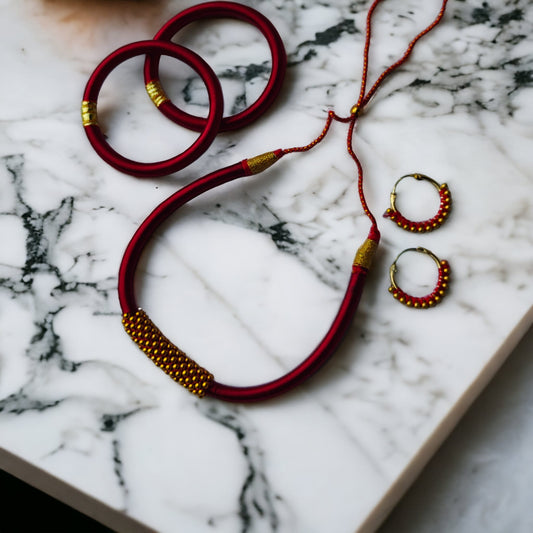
[82, 0, 450, 401]
[384, 173, 452, 309]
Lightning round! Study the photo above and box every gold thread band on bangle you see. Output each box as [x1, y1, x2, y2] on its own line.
[246, 151, 280, 174]
[353, 237, 378, 270]
[146, 80, 170, 108]
[81, 100, 98, 127]
[122, 308, 213, 397]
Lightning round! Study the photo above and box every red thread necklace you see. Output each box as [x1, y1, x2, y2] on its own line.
[119, 0, 448, 402]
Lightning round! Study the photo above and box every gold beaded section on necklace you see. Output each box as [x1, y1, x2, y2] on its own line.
[122, 309, 213, 397]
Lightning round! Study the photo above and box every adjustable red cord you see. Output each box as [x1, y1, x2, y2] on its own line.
[357, 0, 448, 109]
[283, 0, 448, 240]
[118, 0, 448, 402]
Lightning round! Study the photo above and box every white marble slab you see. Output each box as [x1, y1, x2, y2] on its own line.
[0, 0, 532, 532]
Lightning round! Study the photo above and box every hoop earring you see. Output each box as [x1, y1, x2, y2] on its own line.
[388, 247, 450, 308]
[384, 173, 451, 232]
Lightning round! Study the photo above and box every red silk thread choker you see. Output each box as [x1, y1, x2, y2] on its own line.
[111, 0, 449, 402]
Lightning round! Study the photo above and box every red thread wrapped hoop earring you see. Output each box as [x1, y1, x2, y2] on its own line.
[384, 173, 451, 232]
[388, 247, 450, 308]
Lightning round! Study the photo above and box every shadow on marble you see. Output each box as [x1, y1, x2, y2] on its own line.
[0, 468, 112, 533]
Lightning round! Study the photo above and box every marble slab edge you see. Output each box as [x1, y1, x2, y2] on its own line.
[362, 308, 533, 533]
[0, 446, 155, 533]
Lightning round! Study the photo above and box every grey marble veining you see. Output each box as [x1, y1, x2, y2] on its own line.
[0, 0, 532, 532]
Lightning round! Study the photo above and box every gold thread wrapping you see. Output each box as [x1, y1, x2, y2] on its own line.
[246, 151, 279, 175]
[353, 238, 378, 270]
[146, 80, 169, 108]
[122, 309, 213, 397]
[81, 101, 98, 127]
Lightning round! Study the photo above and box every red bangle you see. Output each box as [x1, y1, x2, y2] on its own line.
[118, 152, 379, 402]
[144, 1, 287, 133]
[82, 40, 223, 178]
